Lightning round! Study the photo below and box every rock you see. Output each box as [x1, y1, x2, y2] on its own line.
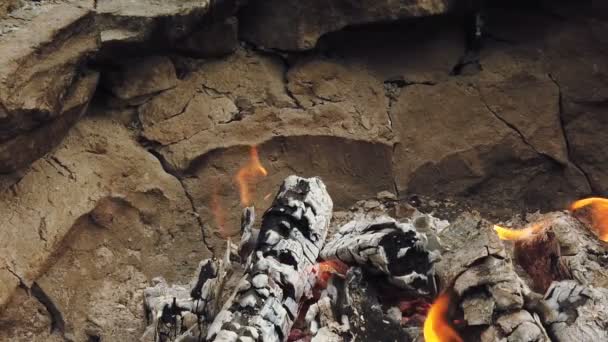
[0, 287, 63, 342]
[239, 0, 453, 50]
[178, 16, 239, 58]
[0, 3, 99, 173]
[0, 70, 99, 173]
[0, 0, 21, 18]
[391, 78, 588, 215]
[95, 0, 215, 50]
[141, 49, 393, 171]
[0, 116, 211, 315]
[102, 56, 177, 102]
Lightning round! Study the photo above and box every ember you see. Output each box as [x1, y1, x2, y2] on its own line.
[235, 146, 268, 206]
[570, 197, 608, 241]
[423, 292, 462, 342]
[315, 260, 349, 289]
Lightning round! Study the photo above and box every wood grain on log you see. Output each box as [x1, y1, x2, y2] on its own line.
[320, 215, 439, 295]
[207, 176, 333, 342]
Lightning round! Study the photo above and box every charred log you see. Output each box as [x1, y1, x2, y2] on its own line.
[143, 243, 232, 342]
[435, 213, 549, 341]
[206, 176, 333, 342]
[320, 216, 439, 296]
[543, 280, 608, 341]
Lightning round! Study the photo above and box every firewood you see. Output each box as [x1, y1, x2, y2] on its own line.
[320, 215, 439, 296]
[206, 176, 333, 342]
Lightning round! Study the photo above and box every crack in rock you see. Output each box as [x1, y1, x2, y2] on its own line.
[548, 73, 594, 193]
[141, 148, 216, 255]
[30, 282, 65, 334]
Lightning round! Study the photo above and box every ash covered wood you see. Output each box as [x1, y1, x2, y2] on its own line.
[542, 280, 608, 341]
[143, 242, 232, 342]
[435, 213, 549, 341]
[206, 175, 333, 342]
[320, 215, 439, 295]
[536, 212, 608, 288]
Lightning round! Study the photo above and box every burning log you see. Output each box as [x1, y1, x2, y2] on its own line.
[435, 213, 549, 341]
[206, 175, 333, 342]
[494, 220, 572, 293]
[320, 215, 439, 296]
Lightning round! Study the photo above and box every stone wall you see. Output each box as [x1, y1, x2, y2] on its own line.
[0, 0, 607, 340]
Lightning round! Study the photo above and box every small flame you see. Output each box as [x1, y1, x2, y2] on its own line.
[423, 293, 463, 342]
[570, 197, 608, 242]
[493, 223, 544, 241]
[235, 146, 268, 206]
[211, 186, 227, 238]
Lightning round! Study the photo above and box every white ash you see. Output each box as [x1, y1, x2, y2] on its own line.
[321, 215, 440, 295]
[207, 176, 333, 342]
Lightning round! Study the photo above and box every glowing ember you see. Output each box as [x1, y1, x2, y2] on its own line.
[423, 293, 463, 342]
[493, 222, 544, 241]
[315, 260, 349, 288]
[235, 146, 268, 206]
[570, 197, 608, 242]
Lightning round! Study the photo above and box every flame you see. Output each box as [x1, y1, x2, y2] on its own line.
[570, 197, 608, 242]
[235, 146, 268, 206]
[423, 293, 463, 342]
[211, 186, 227, 237]
[493, 222, 544, 241]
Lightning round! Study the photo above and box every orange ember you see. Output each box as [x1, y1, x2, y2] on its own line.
[570, 197, 608, 242]
[315, 260, 349, 288]
[493, 222, 544, 241]
[423, 293, 463, 342]
[235, 146, 268, 206]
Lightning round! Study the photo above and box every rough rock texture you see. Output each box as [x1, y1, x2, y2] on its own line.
[239, 0, 453, 50]
[0, 116, 211, 340]
[0, 2, 99, 173]
[1, 0, 608, 341]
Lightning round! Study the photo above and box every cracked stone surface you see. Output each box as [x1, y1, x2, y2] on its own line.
[239, 0, 453, 50]
[1, 0, 608, 340]
[0, 116, 211, 339]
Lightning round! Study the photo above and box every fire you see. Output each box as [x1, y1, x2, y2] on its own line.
[235, 146, 268, 206]
[493, 222, 544, 241]
[211, 186, 227, 237]
[570, 197, 608, 242]
[423, 293, 463, 342]
[315, 260, 349, 288]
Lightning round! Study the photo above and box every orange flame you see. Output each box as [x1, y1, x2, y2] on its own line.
[211, 186, 227, 237]
[569, 197, 608, 242]
[235, 146, 268, 206]
[493, 222, 544, 241]
[423, 293, 463, 342]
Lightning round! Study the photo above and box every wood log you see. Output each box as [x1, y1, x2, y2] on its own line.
[143, 242, 232, 342]
[542, 280, 608, 341]
[320, 215, 439, 295]
[206, 175, 333, 342]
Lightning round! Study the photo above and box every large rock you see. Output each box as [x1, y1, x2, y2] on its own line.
[0, 116, 211, 315]
[391, 78, 588, 214]
[139, 50, 394, 172]
[95, 0, 223, 55]
[137, 50, 395, 251]
[239, 0, 453, 50]
[0, 3, 99, 173]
